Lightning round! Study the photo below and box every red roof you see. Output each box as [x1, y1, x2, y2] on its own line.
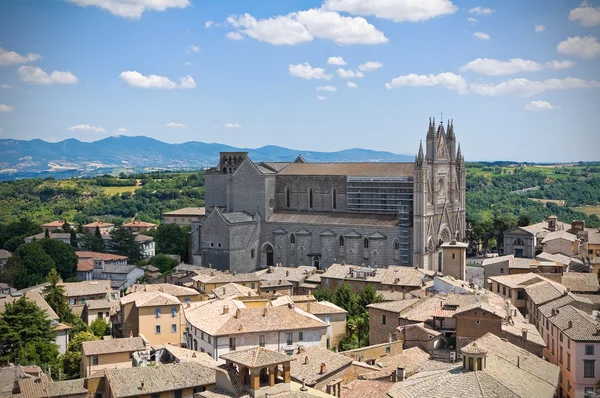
[83, 222, 114, 228]
[122, 221, 157, 227]
[75, 251, 128, 261]
[42, 220, 67, 228]
[77, 259, 94, 272]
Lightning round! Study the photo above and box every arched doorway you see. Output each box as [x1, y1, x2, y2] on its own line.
[261, 243, 274, 267]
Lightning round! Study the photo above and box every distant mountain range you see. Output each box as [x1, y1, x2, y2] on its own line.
[0, 136, 414, 180]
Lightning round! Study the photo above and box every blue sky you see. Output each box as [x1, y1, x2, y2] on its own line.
[0, 0, 599, 162]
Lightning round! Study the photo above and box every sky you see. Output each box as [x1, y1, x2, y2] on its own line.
[0, 0, 599, 162]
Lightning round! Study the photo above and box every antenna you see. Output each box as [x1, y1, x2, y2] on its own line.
[440, 111, 444, 124]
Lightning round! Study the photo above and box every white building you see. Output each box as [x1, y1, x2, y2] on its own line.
[184, 298, 328, 362]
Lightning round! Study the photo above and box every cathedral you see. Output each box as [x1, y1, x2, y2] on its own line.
[191, 118, 465, 273]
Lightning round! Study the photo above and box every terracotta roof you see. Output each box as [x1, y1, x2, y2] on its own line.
[258, 266, 316, 284]
[82, 337, 146, 356]
[290, 347, 352, 385]
[521, 220, 571, 239]
[105, 362, 215, 397]
[268, 211, 398, 227]
[561, 272, 600, 293]
[199, 273, 261, 284]
[133, 234, 153, 242]
[460, 342, 488, 355]
[279, 162, 414, 177]
[163, 207, 206, 216]
[60, 280, 112, 298]
[126, 283, 200, 298]
[212, 283, 258, 299]
[342, 380, 395, 398]
[77, 259, 94, 272]
[525, 281, 565, 306]
[47, 379, 87, 397]
[536, 252, 573, 264]
[488, 273, 542, 289]
[538, 294, 576, 318]
[295, 301, 347, 315]
[85, 299, 120, 311]
[453, 302, 505, 318]
[548, 305, 600, 341]
[586, 227, 600, 245]
[41, 220, 66, 228]
[541, 229, 578, 243]
[220, 347, 292, 368]
[0, 249, 12, 260]
[360, 346, 439, 380]
[120, 291, 181, 307]
[83, 222, 114, 228]
[122, 221, 156, 227]
[75, 251, 128, 261]
[157, 345, 219, 368]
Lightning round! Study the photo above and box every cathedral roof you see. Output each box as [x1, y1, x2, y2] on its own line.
[278, 162, 414, 177]
[268, 211, 398, 227]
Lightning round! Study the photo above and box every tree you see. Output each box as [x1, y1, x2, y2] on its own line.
[155, 223, 189, 262]
[44, 229, 50, 238]
[70, 230, 78, 249]
[0, 296, 59, 366]
[358, 285, 384, 309]
[35, 239, 78, 281]
[8, 243, 55, 289]
[334, 283, 359, 316]
[61, 331, 98, 378]
[89, 226, 105, 252]
[149, 254, 178, 273]
[90, 318, 108, 337]
[517, 214, 532, 227]
[42, 268, 72, 322]
[110, 227, 139, 260]
[62, 221, 72, 233]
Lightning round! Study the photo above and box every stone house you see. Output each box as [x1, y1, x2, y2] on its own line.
[454, 303, 504, 350]
[289, 346, 353, 394]
[121, 221, 156, 232]
[80, 336, 147, 377]
[163, 207, 206, 226]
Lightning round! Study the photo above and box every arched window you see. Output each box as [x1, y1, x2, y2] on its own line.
[286, 188, 290, 208]
[339, 236, 345, 247]
[290, 233, 296, 245]
[514, 238, 525, 246]
[309, 188, 313, 209]
[394, 240, 400, 250]
[393, 239, 400, 261]
[332, 188, 337, 210]
[363, 238, 369, 249]
[251, 249, 255, 259]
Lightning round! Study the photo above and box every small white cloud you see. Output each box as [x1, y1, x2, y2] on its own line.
[569, 4, 600, 27]
[323, 0, 458, 22]
[166, 122, 187, 128]
[0, 84, 12, 89]
[474, 32, 490, 40]
[386, 72, 468, 94]
[288, 63, 332, 80]
[115, 128, 128, 134]
[316, 85, 337, 91]
[535, 24, 546, 32]
[65, 0, 190, 19]
[358, 61, 382, 71]
[546, 60, 575, 70]
[224, 123, 242, 128]
[557, 36, 600, 59]
[327, 56, 346, 65]
[0, 104, 15, 113]
[187, 45, 200, 53]
[459, 58, 574, 75]
[469, 7, 494, 16]
[119, 71, 196, 89]
[347, 81, 357, 88]
[468, 17, 477, 23]
[525, 101, 560, 111]
[0, 47, 42, 66]
[18, 66, 78, 85]
[317, 95, 327, 100]
[470, 77, 600, 97]
[67, 124, 105, 133]
[226, 31, 244, 41]
[205, 20, 214, 28]
[337, 68, 364, 79]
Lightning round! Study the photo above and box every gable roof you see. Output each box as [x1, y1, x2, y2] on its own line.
[290, 347, 352, 385]
[163, 207, 206, 216]
[220, 347, 292, 368]
[278, 162, 414, 177]
[541, 229, 578, 243]
[126, 283, 200, 298]
[548, 305, 600, 342]
[561, 273, 600, 293]
[487, 273, 541, 288]
[120, 291, 181, 307]
[82, 337, 146, 356]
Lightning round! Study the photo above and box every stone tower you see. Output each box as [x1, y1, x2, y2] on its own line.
[413, 118, 466, 271]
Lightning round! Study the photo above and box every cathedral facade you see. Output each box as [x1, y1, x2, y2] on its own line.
[191, 118, 465, 273]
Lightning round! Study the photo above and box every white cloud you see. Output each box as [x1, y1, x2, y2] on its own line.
[358, 61, 383, 71]
[569, 4, 600, 27]
[557, 36, 600, 59]
[226, 32, 244, 41]
[535, 24, 546, 32]
[468, 17, 477, 23]
[66, 0, 190, 19]
[187, 45, 200, 53]
[385, 72, 468, 94]
[317, 95, 327, 100]
[119, 71, 196, 89]
[0, 47, 42, 66]
[18, 66, 78, 85]
[115, 127, 128, 134]
[0, 84, 12, 89]
[327, 56, 346, 65]
[347, 81, 357, 88]
[166, 122, 187, 128]
[470, 77, 600, 97]
[288, 63, 332, 80]
[323, 0, 457, 22]
[0, 104, 15, 113]
[317, 85, 337, 91]
[474, 32, 490, 40]
[525, 101, 560, 111]
[226, 9, 387, 45]
[459, 58, 574, 75]
[205, 20, 214, 28]
[224, 123, 242, 128]
[67, 124, 105, 133]
[469, 7, 494, 16]
[337, 68, 364, 79]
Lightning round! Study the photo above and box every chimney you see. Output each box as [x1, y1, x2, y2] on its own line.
[222, 287, 226, 294]
[304, 355, 309, 364]
[300, 380, 308, 392]
[185, 302, 191, 309]
[402, 291, 406, 300]
[235, 309, 241, 318]
[140, 381, 145, 390]
[286, 270, 290, 277]
[396, 367, 405, 382]
[192, 352, 197, 358]
[568, 320, 573, 329]
[307, 302, 311, 313]
[223, 305, 229, 314]
[209, 263, 212, 269]
[521, 328, 528, 341]
[320, 363, 327, 374]
[517, 356, 520, 368]
[391, 371, 397, 383]
[266, 393, 271, 398]
[263, 308, 268, 317]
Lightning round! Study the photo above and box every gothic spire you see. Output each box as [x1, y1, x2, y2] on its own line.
[456, 143, 462, 161]
[447, 119, 455, 140]
[418, 140, 424, 161]
[427, 117, 434, 139]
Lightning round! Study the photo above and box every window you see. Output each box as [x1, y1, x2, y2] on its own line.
[585, 345, 595, 355]
[259, 335, 266, 347]
[452, 253, 455, 260]
[476, 320, 481, 324]
[81, 298, 86, 304]
[171, 324, 177, 333]
[309, 188, 313, 209]
[299, 332, 304, 341]
[364, 238, 369, 249]
[194, 339, 198, 351]
[508, 289, 512, 298]
[517, 291, 525, 300]
[559, 347, 563, 364]
[496, 284, 499, 293]
[251, 249, 255, 259]
[567, 338, 570, 349]
[251, 282, 255, 289]
[92, 355, 98, 365]
[503, 286, 506, 296]
[98, 312, 103, 319]
[174, 390, 183, 398]
[559, 332, 563, 342]
[546, 319, 549, 330]
[193, 386, 206, 394]
[286, 188, 290, 208]
[155, 308, 161, 318]
[290, 233, 296, 245]
[155, 325, 161, 334]
[567, 353, 571, 371]
[229, 337, 236, 350]
[339, 236, 345, 247]
[151, 394, 160, 398]
[332, 188, 337, 210]
[382, 314, 387, 325]
[184, 298, 190, 305]
[500, 268, 504, 274]
[171, 307, 177, 317]
[208, 336, 212, 344]
[287, 333, 293, 345]
[201, 331, 205, 340]
[586, 387, 594, 396]
[584, 360, 595, 378]
[70, 298, 76, 305]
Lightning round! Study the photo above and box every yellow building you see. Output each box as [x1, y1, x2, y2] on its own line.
[81, 337, 147, 377]
[119, 291, 186, 347]
[126, 283, 203, 305]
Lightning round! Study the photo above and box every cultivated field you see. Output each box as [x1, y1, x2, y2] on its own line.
[102, 186, 139, 195]
[575, 205, 600, 217]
